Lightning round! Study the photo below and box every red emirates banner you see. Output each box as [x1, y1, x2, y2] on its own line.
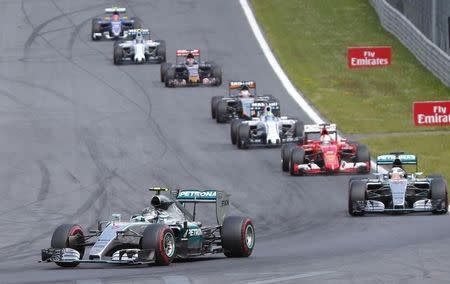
[413, 101, 450, 126]
[348, 46, 391, 68]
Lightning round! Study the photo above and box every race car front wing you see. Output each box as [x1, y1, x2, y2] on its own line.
[41, 248, 155, 265]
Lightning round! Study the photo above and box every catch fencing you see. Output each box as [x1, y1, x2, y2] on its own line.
[369, 0, 450, 87]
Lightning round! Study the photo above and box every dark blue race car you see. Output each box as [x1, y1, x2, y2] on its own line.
[91, 7, 142, 40]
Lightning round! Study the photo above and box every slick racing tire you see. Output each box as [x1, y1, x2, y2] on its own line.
[91, 18, 101, 40]
[160, 63, 171, 82]
[289, 148, 305, 175]
[293, 121, 304, 140]
[155, 40, 166, 63]
[216, 101, 228, 123]
[348, 180, 366, 216]
[221, 216, 255, 257]
[164, 68, 176, 87]
[281, 143, 297, 172]
[237, 124, 250, 149]
[51, 224, 85, 267]
[430, 177, 448, 215]
[211, 96, 223, 119]
[230, 119, 242, 145]
[356, 144, 371, 173]
[141, 224, 175, 266]
[212, 65, 222, 86]
[113, 46, 123, 65]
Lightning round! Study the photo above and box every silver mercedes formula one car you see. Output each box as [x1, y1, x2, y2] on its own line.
[230, 105, 303, 149]
[348, 152, 448, 216]
[113, 29, 166, 65]
[41, 188, 255, 267]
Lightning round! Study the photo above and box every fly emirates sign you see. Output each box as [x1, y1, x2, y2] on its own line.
[413, 101, 450, 126]
[347, 46, 391, 68]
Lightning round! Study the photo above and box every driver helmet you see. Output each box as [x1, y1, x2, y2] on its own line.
[111, 12, 120, 21]
[186, 53, 195, 66]
[264, 105, 274, 116]
[135, 31, 143, 43]
[389, 167, 406, 179]
[239, 85, 251, 97]
[321, 134, 331, 145]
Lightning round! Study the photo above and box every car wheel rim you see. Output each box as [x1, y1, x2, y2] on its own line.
[163, 232, 175, 257]
[245, 224, 254, 249]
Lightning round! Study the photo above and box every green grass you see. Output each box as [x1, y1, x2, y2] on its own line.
[251, 0, 450, 133]
[252, 0, 450, 180]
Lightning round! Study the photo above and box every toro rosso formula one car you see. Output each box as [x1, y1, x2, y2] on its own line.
[230, 105, 303, 149]
[160, 49, 222, 87]
[349, 153, 448, 216]
[113, 29, 166, 65]
[281, 124, 371, 175]
[91, 7, 141, 40]
[41, 188, 255, 267]
[211, 81, 281, 123]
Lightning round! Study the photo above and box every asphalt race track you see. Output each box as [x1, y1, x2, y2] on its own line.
[1, 0, 450, 283]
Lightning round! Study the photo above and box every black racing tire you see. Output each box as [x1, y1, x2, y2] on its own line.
[237, 124, 250, 149]
[141, 224, 175, 266]
[281, 143, 297, 172]
[356, 144, 371, 173]
[160, 63, 171, 82]
[348, 180, 366, 216]
[289, 148, 305, 175]
[348, 176, 361, 188]
[293, 121, 304, 139]
[113, 46, 123, 65]
[156, 40, 166, 63]
[430, 177, 448, 215]
[212, 65, 222, 86]
[51, 224, 85, 267]
[211, 96, 223, 119]
[356, 144, 370, 162]
[221, 216, 255, 257]
[230, 119, 242, 145]
[216, 100, 228, 123]
[91, 18, 101, 40]
[164, 67, 176, 87]
[131, 17, 143, 29]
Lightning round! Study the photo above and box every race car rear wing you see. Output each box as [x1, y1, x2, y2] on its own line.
[172, 189, 230, 225]
[228, 80, 256, 90]
[304, 123, 337, 134]
[105, 7, 126, 13]
[128, 29, 150, 36]
[376, 152, 418, 172]
[176, 49, 200, 57]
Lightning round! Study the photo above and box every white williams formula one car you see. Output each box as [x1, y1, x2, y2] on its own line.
[113, 29, 166, 65]
[231, 106, 303, 149]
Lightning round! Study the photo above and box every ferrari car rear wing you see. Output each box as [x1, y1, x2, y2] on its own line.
[172, 189, 230, 225]
[304, 123, 337, 134]
[228, 80, 256, 89]
[105, 7, 126, 13]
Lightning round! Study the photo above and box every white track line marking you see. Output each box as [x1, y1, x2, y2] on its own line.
[245, 271, 334, 284]
[239, 0, 387, 174]
[239, 0, 324, 125]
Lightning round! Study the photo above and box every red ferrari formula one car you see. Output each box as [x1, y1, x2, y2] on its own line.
[281, 124, 371, 175]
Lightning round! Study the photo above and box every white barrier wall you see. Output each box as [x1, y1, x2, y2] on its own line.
[370, 0, 450, 87]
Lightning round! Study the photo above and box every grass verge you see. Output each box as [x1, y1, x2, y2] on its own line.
[251, 0, 450, 180]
